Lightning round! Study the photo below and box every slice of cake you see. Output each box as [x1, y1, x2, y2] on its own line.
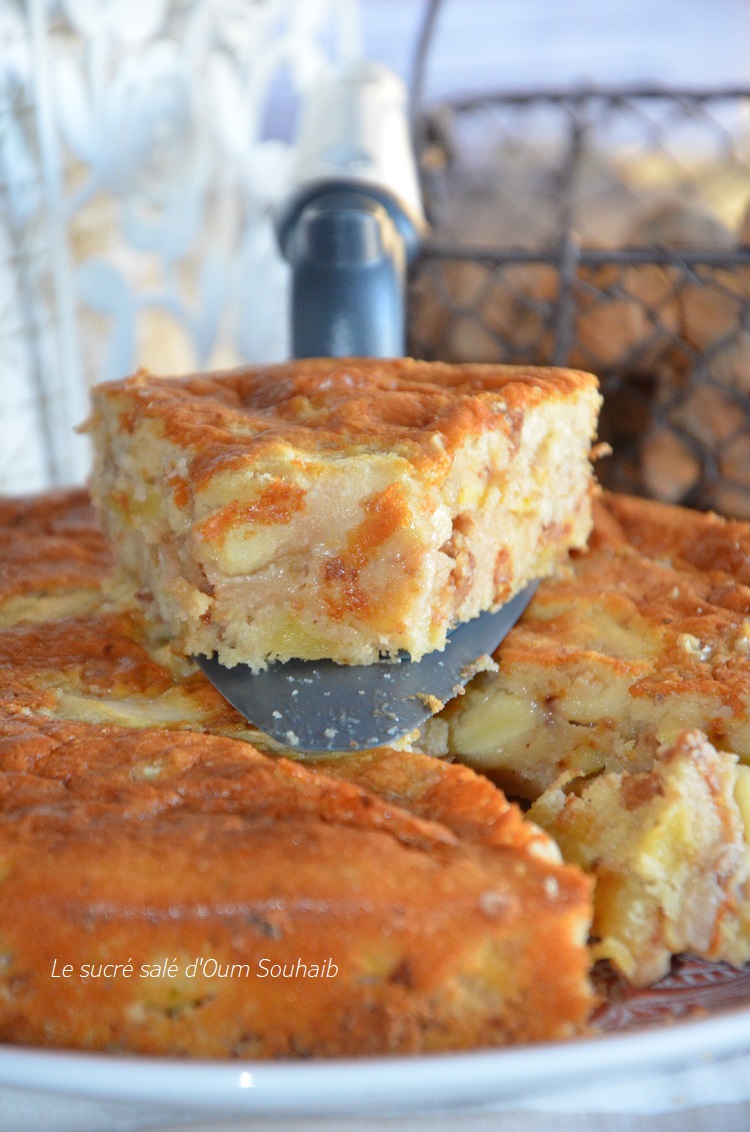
[0, 719, 594, 1057]
[529, 731, 750, 985]
[87, 358, 601, 668]
[425, 491, 750, 982]
[431, 492, 750, 799]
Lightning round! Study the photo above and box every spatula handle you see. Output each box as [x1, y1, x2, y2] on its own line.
[285, 189, 406, 358]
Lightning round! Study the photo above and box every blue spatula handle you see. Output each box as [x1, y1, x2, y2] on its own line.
[284, 188, 408, 359]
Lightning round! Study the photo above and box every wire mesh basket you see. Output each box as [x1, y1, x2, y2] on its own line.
[408, 83, 750, 519]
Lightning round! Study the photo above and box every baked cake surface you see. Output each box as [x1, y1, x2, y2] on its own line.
[0, 488, 111, 627]
[436, 492, 750, 796]
[431, 492, 750, 980]
[0, 711, 592, 1057]
[0, 489, 594, 1057]
[87, 358, 601, 668]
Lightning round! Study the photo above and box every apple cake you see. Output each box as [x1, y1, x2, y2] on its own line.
[435, 492, 750, 797]
[86, 358, 601, 669]
[0, 488, 594, 1056]
[431, 492, 750, 981]
[529, 731, 750, 985]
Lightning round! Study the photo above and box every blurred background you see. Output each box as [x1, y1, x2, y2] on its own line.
[4, 0, 750, 514]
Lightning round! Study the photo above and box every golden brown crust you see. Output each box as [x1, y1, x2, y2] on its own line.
[435, 494, 750, 983]
[0, 607, 262, 746]
[0, 711, 592, 1057]
[441, 490, 750, 799]
[0, 488, 111, 605]
[96, 358, 597, 487]
[0, 492, 268, 742]
[315, 746, 557, 857]
[526, 497, 750, 702]
[598, 492, 750, 584]
[0, 489, 594, 1056]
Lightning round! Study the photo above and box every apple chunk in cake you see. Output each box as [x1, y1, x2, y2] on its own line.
[87, 358, 601, 669]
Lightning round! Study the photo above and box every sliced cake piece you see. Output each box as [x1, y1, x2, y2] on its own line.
[87, 358, 601, 669]
[0, 710, 594, 1056]
[529, 731, 750, 985]
[431, 492, 750, 799]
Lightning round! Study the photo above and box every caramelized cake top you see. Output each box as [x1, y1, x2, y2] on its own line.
[498, 491, 750, 707]
[91, 358, 599, 487]
[0, 487, 111, 604]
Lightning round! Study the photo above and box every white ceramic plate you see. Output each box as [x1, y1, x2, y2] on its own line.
[1, 959, 750, 1116]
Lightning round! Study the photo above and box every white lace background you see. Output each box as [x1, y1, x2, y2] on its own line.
[0, 0, 361, 493]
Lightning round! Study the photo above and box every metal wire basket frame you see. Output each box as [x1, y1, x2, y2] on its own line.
[406, 1, 750, 515]
[411, 78, 750, 518]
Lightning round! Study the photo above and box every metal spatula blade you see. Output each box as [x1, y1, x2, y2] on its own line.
[195, 582, 537, 753]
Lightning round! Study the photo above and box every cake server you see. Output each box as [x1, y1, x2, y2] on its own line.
[197, 582, 537, 753]
[196, 60, 537, 752]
